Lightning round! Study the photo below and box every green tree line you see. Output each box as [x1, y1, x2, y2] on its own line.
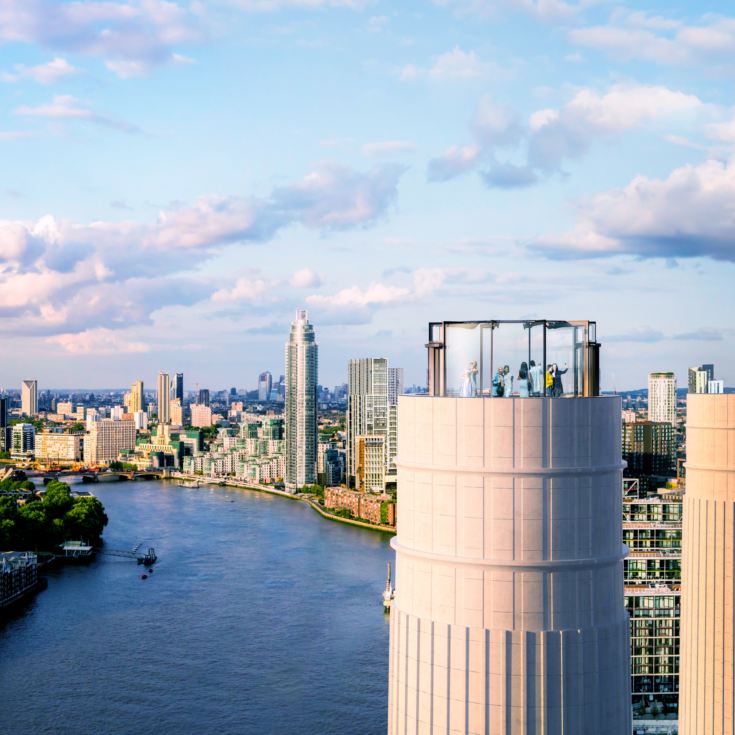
[0, 478, 108, 551]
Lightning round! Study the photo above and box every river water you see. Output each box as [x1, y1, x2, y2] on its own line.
[0, 481, 394, 735]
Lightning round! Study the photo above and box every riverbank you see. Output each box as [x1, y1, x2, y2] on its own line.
[168, 472, 396, 535]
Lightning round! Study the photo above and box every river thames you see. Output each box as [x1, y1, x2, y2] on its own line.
[0, 481, 394, 735]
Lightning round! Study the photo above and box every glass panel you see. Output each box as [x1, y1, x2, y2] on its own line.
[480, 323, 494, 396]
[527, 322, 545, 397]
[445, 323, 481, 397]
[491, 322, 531, 398]
[545, 322, 576, 396]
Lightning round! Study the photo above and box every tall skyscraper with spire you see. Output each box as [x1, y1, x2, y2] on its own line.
[285, 310, 318, 490]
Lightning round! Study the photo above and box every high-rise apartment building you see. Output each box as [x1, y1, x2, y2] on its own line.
[387, 367, 404, 406]
[648, 372, 677, 426]
[708, 379, 724, 394]
[198, 388, 210, 407]
[680, 395, 735, 734]
[355, 435, 385, 493]
[83, 419, 136, 465]
[623, 478, 682, 722]
[21, 379, 37, 417]
[157, 372, 171, 424]
[388, 319, 631, 734]
[129, 380, 144, 414]
[347, 358, 389, 489]
[258, 371, 272, 402]
[11, 423, 35, 459]
[285, 310, 318, 489]
[622, 420, 676, 486]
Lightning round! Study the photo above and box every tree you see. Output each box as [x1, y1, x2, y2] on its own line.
[63, 497, 108, 543]
[43, 481, 73, 518]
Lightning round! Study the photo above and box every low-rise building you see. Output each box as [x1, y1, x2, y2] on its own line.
[35, 432, 83, 464]
[323, 486, 395, 526]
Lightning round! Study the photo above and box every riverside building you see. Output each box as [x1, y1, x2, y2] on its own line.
[388, 319, 631, 734]
[285, 310, 318, 489]
[35, 433, 83, 464]
[83, 418, 136, 465]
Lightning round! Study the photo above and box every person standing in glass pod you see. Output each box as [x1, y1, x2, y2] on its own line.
[491, 366, 504, 397]
[529, 360, 542, 397]
[502, 365, 513, 397]
[552, 363, 568, 397]
[517, 362, 529, 398]
[460, 360, 478, 397]
[546, 364, 554, 396]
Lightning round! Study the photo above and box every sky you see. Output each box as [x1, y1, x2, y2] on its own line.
[0, 0, 733, 391]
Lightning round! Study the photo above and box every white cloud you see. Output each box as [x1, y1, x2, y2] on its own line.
[570, 12, 735, 68]
[428, 83, 705, 186]
[15, 95, 140, 133]
[48, 328, 150, 354]
[289, 267, 323, 288]
[0, 0, 203, 78]
[229, 0, 373, 9]
[531, 158, 735, 262]
[1, 57, 78, 84]
[433, 0, 586, 21]
[400, 47, 496, 81]
[212, 277, 270, 303]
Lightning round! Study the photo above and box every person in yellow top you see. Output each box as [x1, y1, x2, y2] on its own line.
[545, 365, 554, 395]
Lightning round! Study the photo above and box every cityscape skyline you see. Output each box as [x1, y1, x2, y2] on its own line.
[1, 2, 734, 390]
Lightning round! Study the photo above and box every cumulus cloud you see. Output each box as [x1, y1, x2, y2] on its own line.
[400, 47, 497, 82]
[1, 57, 78, 84]
[530, 158, 735, 262]
[230, 0, 372, 9]
[289, 267, 322, 288]
[433, 0, 586, 21]
[427, 83, 705, 187]
[0, 162, 405, 337]
[15, 95, 140, 133]
[48, 328, 150, 354]
[0, 0, 203, 78]
[569, 12, 735, 68]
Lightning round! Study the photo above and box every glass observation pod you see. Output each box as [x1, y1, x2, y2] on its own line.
[426, 319, 600, 398]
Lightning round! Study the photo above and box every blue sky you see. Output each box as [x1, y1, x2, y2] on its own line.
[0, 0, 733, 391]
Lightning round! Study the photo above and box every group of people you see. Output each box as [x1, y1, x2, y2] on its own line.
[459, 360, 568, 398]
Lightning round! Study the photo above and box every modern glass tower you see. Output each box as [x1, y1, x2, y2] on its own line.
[157, 372, 170, 425]
[285, 310, 318, 490]
[388, 320, 631, 734]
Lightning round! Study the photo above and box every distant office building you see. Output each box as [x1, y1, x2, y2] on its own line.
[622, 420, 676, 482]
[170, 398, 184, 427]
[110, 405, 124, 421]
[133, 410, 148, 431]
[56, 401, 73, 417]
[708, 379, 724, 394]
[285, 310, 318, 489]
[83, 419, 136, 465]
[347, 358, 389, 490]
[85, 408, 99, 430]
[129, 380, 144, 414]
[157, 372, 171, 424]
[623, 479, 682, 722]
[0, 396, 8, 452]
[190, 403, 213, 428]
[174, 373, 184, 403]
[258, 371, 272, 402]
[648, 372, 677, 426]
[35, 433, 83, 463]
[11, 423, 35, 459]
[198, 388, 210, 407]
[680, 395, 735, 734]
[387, 367, 404, 406]
[21, 379, 37, 417]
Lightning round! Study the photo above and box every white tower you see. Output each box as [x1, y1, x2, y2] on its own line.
[157, 372, 170, 424]
[285, 310, 318, 489]
[679, 394, 735, 734]
[648, 371, 677, 426]
[388, 319, 631, 734]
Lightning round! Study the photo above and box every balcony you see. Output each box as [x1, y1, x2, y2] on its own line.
[426, 319, 599, 398]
